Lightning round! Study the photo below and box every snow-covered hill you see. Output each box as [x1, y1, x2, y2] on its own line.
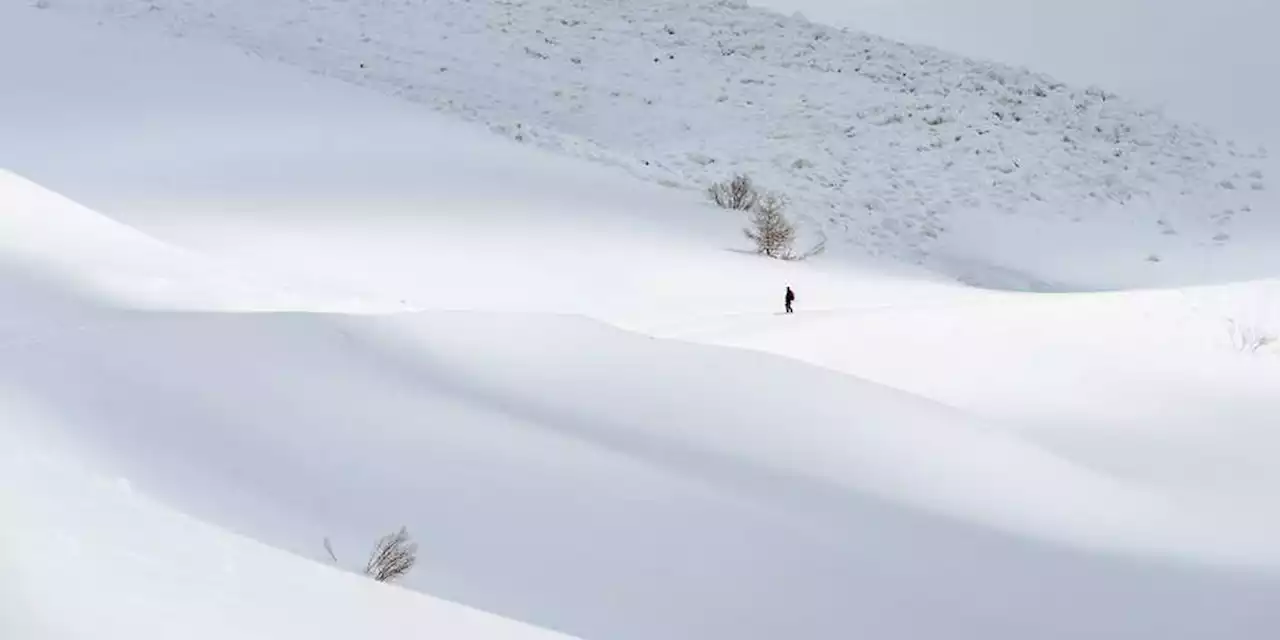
[4, 3, 1280, 640]
[5, 168, 1280, 640]
[751, 0, 1280, 151]
[2, 417, 575, 640]
[36, 0, 1280, 288]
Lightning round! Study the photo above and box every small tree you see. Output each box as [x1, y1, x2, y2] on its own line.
[745, 193, 796, 259]
[708, 174, 760, 211]
[364, 526, 417, 583]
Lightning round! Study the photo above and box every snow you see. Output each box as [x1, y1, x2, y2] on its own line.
[31, 0, 1280, 289]
[1, 414, 576, 640]
[5, 172, 1280, 639]
[4, 2, 1280, 640]
[747, 0, 1280, 151]
[666, 280, 1280, 509]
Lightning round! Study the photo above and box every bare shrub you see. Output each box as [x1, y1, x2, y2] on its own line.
[708, 174, 760, 211]
[364, 526, 417, 583]
[745, 193, 797, 259]
[1228, 319, 1276, 353]
[710, 174, 823, 261]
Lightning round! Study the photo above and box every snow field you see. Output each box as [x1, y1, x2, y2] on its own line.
[3, 3, 1280, 640]
[36, 0, 1280, 287]
[0, 410, 576, 640]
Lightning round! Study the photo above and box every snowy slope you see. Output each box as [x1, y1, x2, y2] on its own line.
[1, 418, 576, 640]
[5, 4, 1280, 640]
[33, 0, 1280, 288]
[750, 0, 1280, 151]
[4, 172, 1280, 640]
[0, 1, 963, 321]
[0, 169, 337, 312]
[663, 279, 1280, 517]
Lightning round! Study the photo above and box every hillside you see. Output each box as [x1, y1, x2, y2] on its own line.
[4, 3, 1280, 640]
[3, 418, 576, 640]
[750, 0, 1280, 151]
[39, 0, 1280, 289]
[5, 167, 1280, 640]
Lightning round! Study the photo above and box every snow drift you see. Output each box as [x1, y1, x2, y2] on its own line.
[4, 171, 1280, 640]
[4, 3, 1280, 640]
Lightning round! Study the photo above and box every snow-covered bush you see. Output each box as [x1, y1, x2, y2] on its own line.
[745, 192, 797, 259]
[364, 526, 417, 583]
[708, 174, 760, 211]
[1227, 319, 1276, 353]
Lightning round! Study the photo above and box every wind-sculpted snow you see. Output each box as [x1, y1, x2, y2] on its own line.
[4, 5, 1280, 639]
[4, 154, 1280, 640]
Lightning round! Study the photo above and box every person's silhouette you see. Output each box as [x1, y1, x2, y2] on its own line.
[784, 286, 795, 314]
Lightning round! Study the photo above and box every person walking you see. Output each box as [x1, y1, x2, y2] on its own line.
[784, 286, 795, 314]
